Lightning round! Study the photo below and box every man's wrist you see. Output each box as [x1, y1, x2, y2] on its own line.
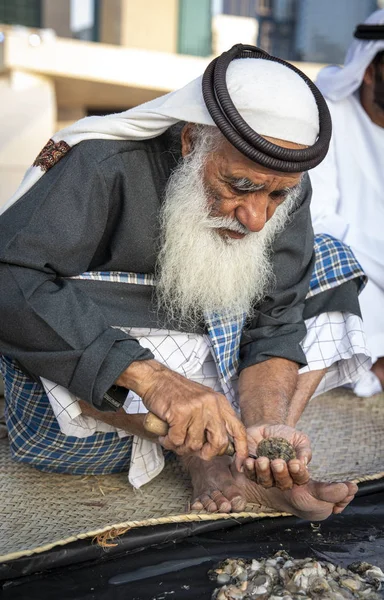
[238, 359, 299, 428]
[115, 359, 165, 397]
[246, 419, 285, 429]
[240, 390, 290, 428]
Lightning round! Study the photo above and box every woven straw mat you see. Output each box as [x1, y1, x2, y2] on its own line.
[1, 388, 383, 562]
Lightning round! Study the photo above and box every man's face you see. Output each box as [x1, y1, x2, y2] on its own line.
[157, 125, 305, 324]
[361, 57, 384, 127]
[182, 127, 304, 241]
[373, 58, 384, 112]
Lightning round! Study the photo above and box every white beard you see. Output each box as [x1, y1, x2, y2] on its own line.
[156, 147, 300, 328]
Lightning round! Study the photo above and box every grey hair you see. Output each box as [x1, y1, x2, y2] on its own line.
[186, 123, 224, 157]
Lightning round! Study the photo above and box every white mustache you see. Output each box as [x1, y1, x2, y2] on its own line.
[206, 216, 250, 235]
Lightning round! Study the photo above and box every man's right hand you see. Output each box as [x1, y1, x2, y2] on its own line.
[116, 359, 248, 470]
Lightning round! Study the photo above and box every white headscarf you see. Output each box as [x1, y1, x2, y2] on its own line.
[1, 56, 319, 215]
[316, 9, 384, 101]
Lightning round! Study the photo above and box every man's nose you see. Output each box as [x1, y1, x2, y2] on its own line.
[235, 195, 274, 233]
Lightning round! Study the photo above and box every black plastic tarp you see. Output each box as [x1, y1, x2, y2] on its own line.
[2, 480, 384, 599]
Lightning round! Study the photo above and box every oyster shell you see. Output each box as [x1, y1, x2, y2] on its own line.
[256, 438, 296, 462]
[210, 552, 383, 599]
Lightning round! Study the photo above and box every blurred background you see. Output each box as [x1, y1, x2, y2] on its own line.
[0, 0, 383, 399]
[1, 0, 384, 210]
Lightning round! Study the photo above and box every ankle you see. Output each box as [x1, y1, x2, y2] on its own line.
[183, 454, 232, 474]
[372, 359, 384, 387]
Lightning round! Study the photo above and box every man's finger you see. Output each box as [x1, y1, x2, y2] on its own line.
[183, 420, 206, 453]
[293, 437, 312, 464]
[164, 423, 188, 448]
[288, 459, 310, 485]
[255, 457, 274, 488]
[226, 415, 248, 470]
[158, 434, 189, 453]
[244, 458, 257, 481]
[295, 448, 312, 465]
[199, 440, 227, 461]
[270, 459, 293, 490]
[204, 419, 232, 460]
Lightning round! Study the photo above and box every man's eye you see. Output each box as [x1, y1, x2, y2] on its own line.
[229, 184, 250, 195]
[270, 191, 287, 201]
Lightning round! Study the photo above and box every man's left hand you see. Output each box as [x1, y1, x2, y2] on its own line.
[244, 424, 311, 490]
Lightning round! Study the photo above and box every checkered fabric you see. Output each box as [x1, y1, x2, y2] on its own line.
[71, 271, 154, 285]
[308, 234, 367, 298]
[0, 355, 133, 475]
[204, 313, 246, 385]
[1, 233, 367, 475]
[70, 234, 367, 386]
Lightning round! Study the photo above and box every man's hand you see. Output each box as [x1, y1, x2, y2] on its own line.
[244, 424, 311, 490]
[116, 360, 248, 469]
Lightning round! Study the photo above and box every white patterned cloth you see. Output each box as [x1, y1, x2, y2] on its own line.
[42, 310, 370, 488]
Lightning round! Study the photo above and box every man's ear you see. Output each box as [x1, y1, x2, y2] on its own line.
[181, 123, 195, 157]
[363, 63, 375, 86]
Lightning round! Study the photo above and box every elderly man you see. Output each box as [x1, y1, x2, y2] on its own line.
[0, 46, 369, 521]
[310, 9, 384, 397]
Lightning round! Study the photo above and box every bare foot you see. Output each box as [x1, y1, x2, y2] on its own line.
[187, 455, 248, 513]
[187, 455, 357, 521]
[372, 357, 384, 389]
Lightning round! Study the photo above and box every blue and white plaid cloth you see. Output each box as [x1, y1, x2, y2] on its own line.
[1, 355, 133, 474]
[1, 234, 367, 474]
[308, 234, 366, 299]
[73, 234, 367, 386]
[207, 233, 366, 385]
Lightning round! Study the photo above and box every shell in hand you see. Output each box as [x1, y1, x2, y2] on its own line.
[256, 438, 296, 462]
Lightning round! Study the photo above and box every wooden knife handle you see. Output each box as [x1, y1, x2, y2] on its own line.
[143, 412, 235, 457]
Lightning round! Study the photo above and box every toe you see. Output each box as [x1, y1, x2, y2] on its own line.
[211, 490, 232, 513]
[191, 499, 204, 510]
[346, 481, 358, 496]
[311, 481, 351, 505]
[332, 493, 356, 514]
[220, 481, 247, 511]
[231, 495, 247, 512]
[199, 493, 219, 512]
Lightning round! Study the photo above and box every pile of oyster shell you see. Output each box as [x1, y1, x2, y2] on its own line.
[209, 551, 384, 599]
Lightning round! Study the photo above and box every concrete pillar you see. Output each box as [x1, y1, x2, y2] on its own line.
[99, 0, 179, 53]
[99, 0, 124, 45]
[41, 0, 72, 38]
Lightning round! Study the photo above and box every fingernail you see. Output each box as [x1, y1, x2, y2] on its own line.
[258, 458, 268, 470]
[290, 463, 300, 473]
[303, 457, 308, 466]
[273, 462, 284, 473]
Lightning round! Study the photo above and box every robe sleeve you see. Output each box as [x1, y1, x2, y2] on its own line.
[310, 131, 384, 288]
[309, 133, 349, 241]
[239, 175, 315, 371]
[0, 144, 154, 410]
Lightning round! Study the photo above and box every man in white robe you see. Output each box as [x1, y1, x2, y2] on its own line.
[310, 8, 384, 397]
